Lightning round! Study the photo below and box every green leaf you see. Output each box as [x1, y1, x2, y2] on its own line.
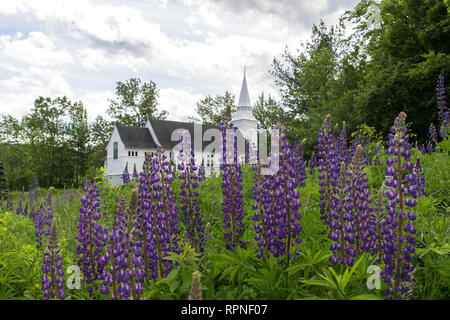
[301, 279, 335, 289]
[350, 294, 383, 300]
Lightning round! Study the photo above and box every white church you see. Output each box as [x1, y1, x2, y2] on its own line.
[104, 72, 258, 185]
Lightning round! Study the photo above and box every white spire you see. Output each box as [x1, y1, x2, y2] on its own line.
[238, 69, 251, 107]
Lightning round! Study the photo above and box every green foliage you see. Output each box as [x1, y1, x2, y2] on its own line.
[107, 77, 168, 127]
[252, 93, 288, 130]
[0, 211, 41, 299]
[0, 158, 8, 200]
[193, 91, 236, 125]
[0, 138, 449, 300]
[0, 96, 95, 189]
[271, 0, 450, 153]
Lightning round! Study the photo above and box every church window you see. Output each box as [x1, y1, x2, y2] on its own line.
[113, 142, 118, 160]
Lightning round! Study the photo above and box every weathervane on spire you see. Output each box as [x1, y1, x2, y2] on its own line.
[244, 65, 246, 77]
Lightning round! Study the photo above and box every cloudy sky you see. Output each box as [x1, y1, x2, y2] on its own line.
[0, 0, 358, 122]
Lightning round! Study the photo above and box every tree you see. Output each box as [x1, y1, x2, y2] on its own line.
[107, 78, 168, 127]
[22, 96, 68, 187]
[90, 115, 114, 148]
[252, 93, 287, 129]
[66, 102, 90, 185]
[194, 91, 236, 125]
[270, 20, 350, 154]
[343, 0, 450, 142]
[0, 157, 8, 200]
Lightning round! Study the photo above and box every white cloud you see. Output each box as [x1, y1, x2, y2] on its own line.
[0, 0, 353, 122]
[159, 88, 203, 121]
[0, 32, 73, 68]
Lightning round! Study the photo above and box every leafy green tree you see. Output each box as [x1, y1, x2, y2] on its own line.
[252, 93, 287, 129]
[66, 102, 90, 185]
[0, 157, 7, 200]
[107, 78, 168, 126]
[194, 91, 236, 125]
[89, 115, 114, 169]
[21, 96, 68, 187]
[270, 20, 350, 154]
[343, 0, 450, 142]
[90, 115, 114, 149]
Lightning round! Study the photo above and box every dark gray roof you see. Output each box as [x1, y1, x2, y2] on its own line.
[149, 119, 222, 150]
[116, 125, 157, 148]
[115, 120, 243, 152]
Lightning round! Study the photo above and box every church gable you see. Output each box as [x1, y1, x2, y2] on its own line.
[116, 125, 157, 149]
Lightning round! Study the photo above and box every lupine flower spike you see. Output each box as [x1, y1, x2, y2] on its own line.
[178, 133, 204, 254]
[382, 112, 417, 300]
[436, 75, 449, 139]
[76, 180, 109, 292]
[35, 188, 54, 249]
[220, 113, 246, 251]
[317, 114, 338, 224]
[123, 162, 131, 184]
[41, 224, 65, 300]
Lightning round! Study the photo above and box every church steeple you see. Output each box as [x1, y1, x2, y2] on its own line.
[231, 70, 258, 147]
[238, 68, 251, 108]
[233, 70, 256, 121]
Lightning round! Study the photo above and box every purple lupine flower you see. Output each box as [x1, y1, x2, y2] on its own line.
[188, 271, 202, 300]
[374, 154, 381, 166]
[418, 144, 426, 155]
[309, 151, 317, 175]
[251, 140, 275, 259]
[16, 190, 25, 215]
[251, 162, 272, 259]
[69, 187, 74, 203]
[138, 147, 181, 280]
[153, 145, 182, 264]
[41, 224, 65, 300]
[245, 139, 250, 164]
[137, 152, 158, 282]
[336, 124, 349, 165]
[220, 115, 246, 251]
[178, 133, 204, 254]
[123, 162, 131, 184]
[76, 180, 109, 291]
[317, 115, 339, 224]
[100, 191, 145, 300]
[6, 194, 13, 211]
[412, 158, 426, 197]
[198, 159, 206, 182]
[436, 75, 449, 139]
[329, 162, 355, 266]
[373, 187, 385, 264]
[381, 112, 417, 300]
[133, 163, 139, 181]
[294, 140, 307, 187]
[252, 125, 302, 265]
[346, 145, 373, 256]
[350, 132, 370, 165]
[16, 200, 22, 215]
[35, 188, 54, 249]
[270, 124, 302, 265]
